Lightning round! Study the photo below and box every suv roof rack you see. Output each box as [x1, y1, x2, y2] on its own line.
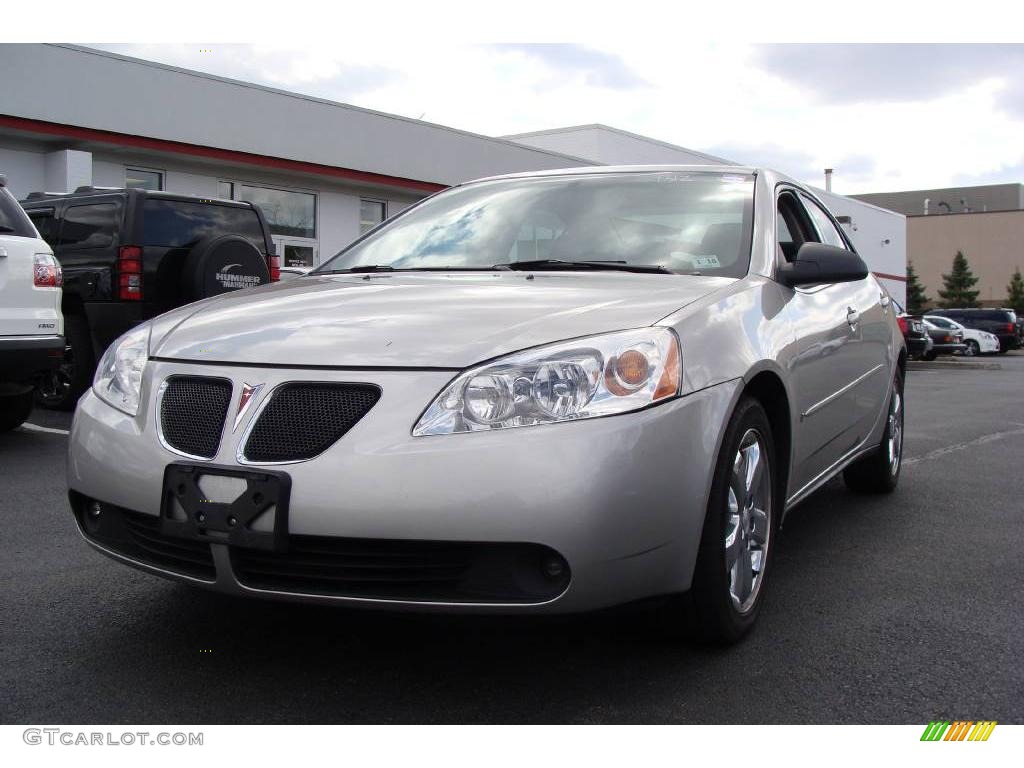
[73, 185, 125, 194]
[24, 191, 69, 200]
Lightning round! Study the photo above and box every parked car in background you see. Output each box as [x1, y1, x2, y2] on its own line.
[921, 318, 965, 359]
[894, 301, 931, 360]
[67, 165, 907, 645]
[0, 174, 63, 432]
[923, 314, 999, 356]
[928, 307, 1020, 353]
[19, 188, 279, 409]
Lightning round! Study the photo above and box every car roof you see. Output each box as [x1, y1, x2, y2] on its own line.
[466, 163, 763, 184]
[20, 187, 254, 208]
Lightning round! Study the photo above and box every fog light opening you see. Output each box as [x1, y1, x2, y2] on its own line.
[542, 553, 567, 580]
[88, 501, 102, 519]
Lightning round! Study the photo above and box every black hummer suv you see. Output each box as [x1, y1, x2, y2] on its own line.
[20, 187, 279, 409]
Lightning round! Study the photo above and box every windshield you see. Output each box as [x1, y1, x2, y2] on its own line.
[316, 172, 755, 277]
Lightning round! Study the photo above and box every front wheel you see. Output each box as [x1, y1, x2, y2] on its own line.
[0, 390, 34, 433]
[963, 339, 979, 356]
[681, 397, 777, 645]
[843, 370, 904, 494]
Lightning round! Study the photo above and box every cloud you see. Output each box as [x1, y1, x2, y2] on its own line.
[704, 143, 878, 188]
[752, 44, 1024, 104]
[497, 44, 648, 90]
[952, 161, 1024, 187]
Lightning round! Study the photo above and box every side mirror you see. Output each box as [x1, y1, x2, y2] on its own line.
[777, 242, 869, 288]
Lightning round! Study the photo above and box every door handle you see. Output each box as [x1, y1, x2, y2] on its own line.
[846, 307, 860, 329]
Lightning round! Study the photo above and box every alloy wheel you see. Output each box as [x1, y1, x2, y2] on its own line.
[887, 386, 903, 476]
[725, 428, 771, 613]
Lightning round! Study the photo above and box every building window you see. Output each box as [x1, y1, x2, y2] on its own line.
[217, 181, 234, 200]
[360, 199, 387, 234]
[126, 168, 164, 191]
[237, 184, 316, 239]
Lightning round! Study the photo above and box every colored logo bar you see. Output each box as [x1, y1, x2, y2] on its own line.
[920, 721, 997, 741]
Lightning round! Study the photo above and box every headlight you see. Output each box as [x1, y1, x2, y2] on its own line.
[93, 324, 150, 416]
[413, 328, 681, 436]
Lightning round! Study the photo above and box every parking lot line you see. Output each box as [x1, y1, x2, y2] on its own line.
[19, 423, 70, 436]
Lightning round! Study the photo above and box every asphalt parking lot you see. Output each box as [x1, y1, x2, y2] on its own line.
[2, 355, 1022, 725]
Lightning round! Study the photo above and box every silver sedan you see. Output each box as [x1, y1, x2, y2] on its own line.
[68, 166, 905, 643]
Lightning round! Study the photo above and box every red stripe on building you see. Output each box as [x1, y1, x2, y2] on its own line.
[873, 271, 907, 283]
[0, 114, 447, 194]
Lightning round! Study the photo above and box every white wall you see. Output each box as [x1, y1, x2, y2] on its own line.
[0, 146, 46, 198]
[815, 187, 908, 305]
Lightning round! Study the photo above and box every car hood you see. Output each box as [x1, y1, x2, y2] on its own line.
[149, 271, 733, 368]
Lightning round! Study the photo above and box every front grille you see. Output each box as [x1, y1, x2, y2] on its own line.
[159, 376, 232, 459]
[231, 536, 570, 603]
[71, 493, 216, 581]
[242, 383, 380, 463]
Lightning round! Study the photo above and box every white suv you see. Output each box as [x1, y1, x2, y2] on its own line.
[0, 174, 63, 432]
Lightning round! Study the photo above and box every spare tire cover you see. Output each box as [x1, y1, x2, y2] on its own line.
[181, 235, 270, 301]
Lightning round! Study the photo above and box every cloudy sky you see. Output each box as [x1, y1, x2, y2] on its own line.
[96, 43, 1024, 194]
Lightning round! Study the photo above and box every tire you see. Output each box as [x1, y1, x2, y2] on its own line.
[0, 390, 34, 433]
[923, 350, 937, 361]
[180, 235, 270, 303]
[843, 369, 904, 494]
[963, 339, 979, 356]
[35, 315, 94, 411]
[998, 347, 1009, 354]
[680, 397, 778, 645]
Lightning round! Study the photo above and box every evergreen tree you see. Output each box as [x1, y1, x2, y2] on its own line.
[1007, 268, 1024, 314]
[937, 251, 980, 308]
[905, 261, 929, 313]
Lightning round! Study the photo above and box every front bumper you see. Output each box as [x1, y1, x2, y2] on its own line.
[0, 334, 64, 386]
[68, 362, 741, 613]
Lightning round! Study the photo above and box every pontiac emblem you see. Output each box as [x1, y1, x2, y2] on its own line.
[234, 382, 264, 431]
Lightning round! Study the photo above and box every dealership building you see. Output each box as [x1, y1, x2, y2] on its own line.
[0, 44, 906, 301]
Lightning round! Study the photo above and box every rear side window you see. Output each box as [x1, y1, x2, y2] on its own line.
[982, 309, 1013, 322]
[27, 209, 57, 244]
[801, 195, 848, 249]
[59, 203, 118, 248]
[0, 187, 38, 238]
[142, 200, 265, 250]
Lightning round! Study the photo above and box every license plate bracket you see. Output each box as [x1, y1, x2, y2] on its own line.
[160, 463, 291, 552]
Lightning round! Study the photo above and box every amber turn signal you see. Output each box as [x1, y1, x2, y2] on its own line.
[653, 337, 681, 400]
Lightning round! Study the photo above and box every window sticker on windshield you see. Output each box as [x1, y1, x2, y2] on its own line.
[692, 255, 722, 268]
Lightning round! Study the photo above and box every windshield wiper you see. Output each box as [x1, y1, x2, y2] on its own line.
[492, 259, 673, 274]
[318, 265, 501, 274]
[319, 264, 396, 274]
